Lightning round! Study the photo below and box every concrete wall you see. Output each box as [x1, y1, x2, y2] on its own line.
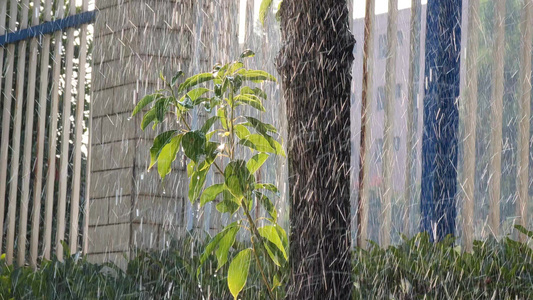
[88, 0, 234, 268]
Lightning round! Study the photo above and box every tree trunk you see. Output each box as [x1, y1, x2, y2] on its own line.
[276, 1, 355, 298]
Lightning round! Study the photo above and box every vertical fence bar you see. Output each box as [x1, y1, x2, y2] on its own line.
[70, 0, 89, 254]
[381, 0, 398, 247]
[44, 0, 65, 260]
[31, 0, 53, 266]
[404, 0, 421, 236]
[0, 0, 8, 254]
[18, 0, 40, 266]
[357, 0, 375, 249]
[461, 0, 480, 251]
[56, 0, 77, 261]
[0, 0, 18, 255]
[488, 0, 506, 237]
[4, 0, 22, 265]
[517, 0, 532, 242]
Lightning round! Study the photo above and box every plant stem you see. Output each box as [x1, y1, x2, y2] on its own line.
[243, 200, 275, 300]
[229, 86, 235, 160]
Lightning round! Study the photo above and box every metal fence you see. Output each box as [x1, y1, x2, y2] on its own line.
[0, 0, 94, 267]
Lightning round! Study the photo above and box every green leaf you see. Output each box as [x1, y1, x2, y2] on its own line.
[201, 116, 220, 134]
[263, 241, 281, 267]
[181, 87, 210, 103]
[171, 71, 184, 87]
[238, 69, 277, 83]
[275, 224, 288, 251]
[149, 130, 179, 169]
[240, 86, 267, 99]
[246, 153, 269, 174]
[200, 184, 225, 207]
[157, 135, 182, 179]
[257, 192, 277, 222]
[224, 160, 255, 199]
[244, 116, 278, 134]
[234, 94, 265, 111]
[228, 248, 252, 300]
[259, 0, 274, 26]
[514, 225, 533, 239]
[239, 134, 276, 153]
[141, 109, 157, 130]
[187, 161, 195, 178]
[132, 94, 160, 117]
[198, 222, 239, 275]
[182, 131, 206, 162]
[178, 73, 215, 93]
[240, 49, 256, 59]
[258, 225, 288, 260]
[216, 226, 239, 270]
[227, 62, 244, 75]
[189, 164, 209, 203]
[255, 183, 279, 195]
[217, 107, 228, 130]
[234, 124, 251, 140]
[216, 198, 240, 214]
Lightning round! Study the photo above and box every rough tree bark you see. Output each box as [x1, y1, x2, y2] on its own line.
[276, 1, 355, 298]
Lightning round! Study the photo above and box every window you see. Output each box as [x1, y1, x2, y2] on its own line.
[378, 34, 387, 58]
[396, 84, 402, 99]
[394, 136, 401, 151]
[377, 86, 385, 110]
[397, 30, 404, 46]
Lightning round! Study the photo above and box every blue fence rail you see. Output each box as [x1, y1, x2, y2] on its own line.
[0, 10, 96, 46]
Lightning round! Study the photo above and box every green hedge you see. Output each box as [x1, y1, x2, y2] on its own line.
[354, 226, 533, 299]
[1, 227, 533, 299]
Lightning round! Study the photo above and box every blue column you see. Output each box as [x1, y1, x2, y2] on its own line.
[420, 0, 462, 241]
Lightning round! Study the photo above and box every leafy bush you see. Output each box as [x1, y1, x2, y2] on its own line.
[132, 49, 288, 299]
[0, 235, 283, 299]
[353, 225, 533, 299]
[3, 226, 533, 299]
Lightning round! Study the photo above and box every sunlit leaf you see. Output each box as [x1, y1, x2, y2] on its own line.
[149, 130, 179, 169]
[237, 69, 277, 83]
[240, 86, 267, 99]
[157, 135, 182, 179]
[255, 183, 279, 195]
[200, 184, 225, 207]
[198, 222, 239, 276]
[228, 248, 252, 300]
[217, 107, 228, 130]
[234, 94, 265, 111]
[132, 94, 160, 117]
[178, 73, 215, 93]
[259, 0, 274, 26]
[141, 109, 157, 130]
[258, 225, 287, 260]
[224, 160, 254, 199]
[227, 62, 244, 75]
[216, 226, 239, 270]
[171, 70, 184, 87]
[189, 165, 208, 203]
[246, 153, 269, 174]
[240, 49, 255, 59]
[233, 124, 251, 140]
[257, 192, 277, 222]
[239, 134, 276, 153]
[180, 87, 210, 103]
[243, 116, 277, 134]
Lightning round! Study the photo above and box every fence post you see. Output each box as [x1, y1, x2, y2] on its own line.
[420, 0, 463, 241]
